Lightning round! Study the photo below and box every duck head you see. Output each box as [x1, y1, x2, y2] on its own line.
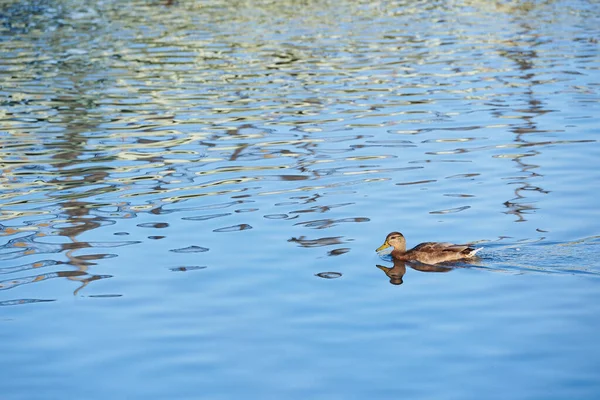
[376, 232, 406, 252]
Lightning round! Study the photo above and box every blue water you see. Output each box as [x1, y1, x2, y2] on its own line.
[1, 0, 600, 398]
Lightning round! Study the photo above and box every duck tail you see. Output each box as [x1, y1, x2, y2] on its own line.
[468, 247, 483, 257]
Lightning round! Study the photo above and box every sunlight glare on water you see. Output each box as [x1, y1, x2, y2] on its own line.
[1, 0, 600, 398]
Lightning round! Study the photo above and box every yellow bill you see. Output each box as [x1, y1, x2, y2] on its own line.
[376, 241, 390, 252]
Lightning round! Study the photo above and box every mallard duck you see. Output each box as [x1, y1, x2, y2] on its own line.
[376, 232, 482, 264]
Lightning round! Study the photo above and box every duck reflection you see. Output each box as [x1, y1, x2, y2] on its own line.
[376, 260, 452, 285]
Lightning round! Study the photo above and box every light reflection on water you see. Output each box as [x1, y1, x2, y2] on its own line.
[1, 0, 600, 398]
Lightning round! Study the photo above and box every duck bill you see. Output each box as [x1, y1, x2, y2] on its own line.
[376, 241, 390, 252]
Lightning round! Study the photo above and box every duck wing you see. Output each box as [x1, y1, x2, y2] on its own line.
[410, 242, 454, 252]
[411, 242, 478, 254]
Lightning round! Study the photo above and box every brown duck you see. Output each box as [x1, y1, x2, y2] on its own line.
[376, 232, 482, 265]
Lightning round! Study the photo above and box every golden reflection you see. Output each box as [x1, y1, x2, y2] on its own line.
[0, 74, 122, 298]
[0, 270, 88, 291]
[463, 0, 552, 15]
[496, 25, 550, 223]
[47, 203, 115, 296]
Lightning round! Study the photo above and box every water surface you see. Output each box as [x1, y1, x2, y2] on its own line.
[1, 0, 600, 398]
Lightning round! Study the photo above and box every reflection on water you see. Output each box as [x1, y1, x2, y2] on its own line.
[315, 271, 343, 279]
[377, 261, 453, 285]
[1, 0, 600, 398]
[0, 0, 598, 298]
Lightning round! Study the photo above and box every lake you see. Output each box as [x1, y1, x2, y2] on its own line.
[1, 0, 600, 398]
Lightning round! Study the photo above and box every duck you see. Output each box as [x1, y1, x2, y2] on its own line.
[376, 231, 482, 265]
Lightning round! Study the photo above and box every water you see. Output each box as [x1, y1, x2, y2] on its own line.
[1, 0, 600, 398]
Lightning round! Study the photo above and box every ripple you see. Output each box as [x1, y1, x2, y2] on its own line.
[165, 200, 250, 213]
[0, 259, 64, 275]
[169, 246, 209, 253]
[137, 222, 169, 228]
[396, 179, 437, 186]
[288, 236, 347, 247]
[183, 213, 231, 221]
[0, 298, 55, 306]
[445, 173, 480, 179]
[422, 137, 482, 143]
[213, 224, 253, 232]
[266, 175, 310, 181]
[264, 214, 289, 219]
[429, 206, 471, 214]
[289, 203, 353, 215]
[0, 270, 109, 291]
[444, 194, 475, 198]
[315, 272, 342, 279]
[327, 248, 350, 256]
[294, 217, 369, 229]
[169, 266, 207, 272]
[0, 235, 141, 261]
